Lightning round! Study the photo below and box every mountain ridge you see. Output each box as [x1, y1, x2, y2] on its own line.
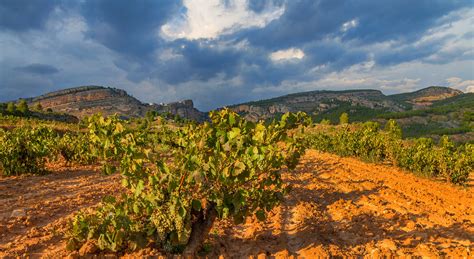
[17, 85, 206, 121]
[228, 86, 464, 122]
[2, 85, 468, 124]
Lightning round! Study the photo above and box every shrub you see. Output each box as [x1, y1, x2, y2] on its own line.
[0, 127, 57, 176]
[339, 112, 349, 124]
[67, 110, 311, 254]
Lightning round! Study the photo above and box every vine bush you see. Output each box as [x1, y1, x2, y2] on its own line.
[0, 127, 57, 175]
[67, 109, 311, 254]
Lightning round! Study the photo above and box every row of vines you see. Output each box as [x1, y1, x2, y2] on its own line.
[0, 110, 311, 255]
[0, 127, 95, 176]
[305, 120, 473, 184]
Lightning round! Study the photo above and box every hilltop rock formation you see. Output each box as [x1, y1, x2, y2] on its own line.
[230, 89, 403, 121]
[15, 85, 464, 123]
[229, 87, 463, 121]
[25, 86, 206, 121]
[389, 86, 463, 107]
[151, 100, 205, 121]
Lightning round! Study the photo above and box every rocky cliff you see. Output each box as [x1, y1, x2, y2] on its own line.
[229, 87, 463, 122]
[19, 85, 464, 123]
[150, 100, 206, 121]
[26, 86, 206, 121]
[230, 89, 403, 121]
[388, 86, 463, 107]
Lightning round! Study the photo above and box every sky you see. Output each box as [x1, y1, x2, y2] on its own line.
[0, 0, 473, 111]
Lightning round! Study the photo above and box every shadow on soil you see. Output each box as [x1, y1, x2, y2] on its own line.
[211, 157, 473, 257]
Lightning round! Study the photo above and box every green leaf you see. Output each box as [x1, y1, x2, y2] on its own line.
[133, 203, 140, 214]
[178, 206, 186, 218]
[233, 160, 246, 176]
[256, 210, 266, 221]
[228, 113, 236, 125]
[66, 239, 79, 251]
[228, 127, 241, 140]
[222, 207, 230, 218]
[192, 200, 202, 211]
[134, 180, 145, 197]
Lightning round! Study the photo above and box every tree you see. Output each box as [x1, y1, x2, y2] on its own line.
[17, 99, 29, 114]
[339, 112, 349, 124]
[35, 103, 43, 111]
[320, 119, 331, 125]
[6, 102, 16, 114]
[385, 119, 402, 139]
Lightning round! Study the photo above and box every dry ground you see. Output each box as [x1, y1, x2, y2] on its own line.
[0, 149, 472, 258]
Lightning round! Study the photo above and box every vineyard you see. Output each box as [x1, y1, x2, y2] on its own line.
[0, 111, 473, 257]
[305, 120, 473, 184]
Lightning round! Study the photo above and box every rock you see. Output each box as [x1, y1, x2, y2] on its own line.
[405, 221, 416, 231]
[228, 86, 462, 122]
[27, 227, 41, 238]
[378, 239, 397, 251]
[67, 251, 80, 259]
[11, 209, 26, 218]
[370, 248, 381, 257]
[338, 231, 356, 242]
[229, 89, 404, 121]
[79, 241, 98, 256]
[458, 239, 471, 246]
[0, 212, 10, 221]
[25, 85, 207, 122]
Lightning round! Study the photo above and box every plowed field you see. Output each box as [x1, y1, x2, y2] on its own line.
[0, 150, 472, 258]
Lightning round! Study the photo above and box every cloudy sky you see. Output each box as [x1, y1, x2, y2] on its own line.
[0, 0, 473, 110]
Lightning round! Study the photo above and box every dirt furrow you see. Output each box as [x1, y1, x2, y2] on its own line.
[0, 150, 472, 258]
[0, 166, 123, 257]
[211, 150, 474, 257]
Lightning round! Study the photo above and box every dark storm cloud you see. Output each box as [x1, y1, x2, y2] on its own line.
[303, 41, 367, 71]
[14, 64, 60, 75]
[173, 0, 470, 88]
[239, 0, 348, 50]
[341, 1, 468, 44]
[0, 0, 59, 32]
[0, 60, 56, 100]
[0, 0, 472, 108]
[153, 41, 303, 86]
[374, 35, 454, 66]
[242, 0, 470, 49]
[80, 0, 181, 59]
[158, 40, 242, 84]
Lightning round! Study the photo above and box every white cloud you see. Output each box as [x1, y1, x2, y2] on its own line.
[341, 19, 358, 32]
[418, 8, 474, 64]
[270, 48, 305, 61]
[446, 77, 463, 85]
[160, 0, 284, 40]
[251, 74, 422, 95]
[446, 77, 474, 92]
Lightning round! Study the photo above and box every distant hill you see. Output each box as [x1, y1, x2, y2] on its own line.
[21, 86, 206, 121]
[3, 85, 471, 141]
[229, 86, 463, 121]
[378, 93, 473, 141]
[388, 86, 463, 108]
[228, 86, 471, 141]
[229, 89, 400, 122]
